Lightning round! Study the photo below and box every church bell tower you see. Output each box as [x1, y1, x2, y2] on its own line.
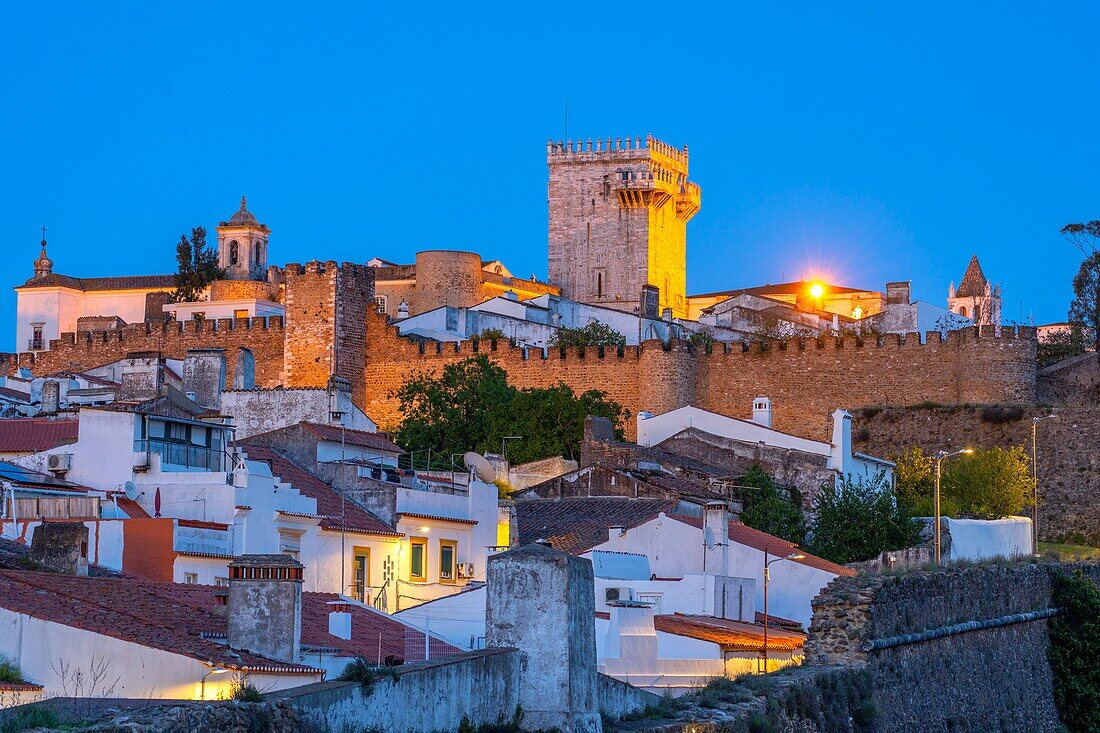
[216, 197, 270, 281]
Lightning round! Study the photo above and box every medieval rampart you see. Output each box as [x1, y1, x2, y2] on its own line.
[363, 313, 1038, 440]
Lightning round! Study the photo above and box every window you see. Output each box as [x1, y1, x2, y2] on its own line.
[184, 573, 198, 584]
[214, 577, 229, 587]
[233, 309, 249, 320]
[30, 324, 44, 350]
[229, 241, 239, 265]
[279, 529, 302, 561]
[374, 296, 387, 315]
[167, 422, 190, 442]
[439, 540, 457, 584]
[409, 537, 427, 582]
[353, 549, 370, 602]
[595, 271, 604, 298]
[958, 306, 968, 318]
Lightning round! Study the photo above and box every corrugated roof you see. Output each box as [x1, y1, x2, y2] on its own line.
[238, 444, 401, 537]
[0, 419, 79, 453]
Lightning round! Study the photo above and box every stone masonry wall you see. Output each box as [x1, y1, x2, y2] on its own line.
[0, 318, 285, 389]
[805, 562, 1100, 733]
[854, 405, 1100, 545]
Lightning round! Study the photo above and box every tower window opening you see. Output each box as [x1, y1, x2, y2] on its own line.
[229, 241, 239, 265]
[597, 272, 603, 297]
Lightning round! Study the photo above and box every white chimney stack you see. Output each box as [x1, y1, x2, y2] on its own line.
[751, 397, 773, 428]
[328, 602, 352, 640]
[829, 408, 853, 474]
[703, 501, 730, 576]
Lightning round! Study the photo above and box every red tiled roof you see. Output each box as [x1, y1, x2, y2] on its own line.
[397, 512, 478, 526]
[239, 444, 401, 537]
[115, 497, 150, 518]
[0, 569, 454, 671]
[670, 515, 855, 577]
[0, 681, 43, 691]
[299, 422, 404, 455]
[18, 273, 176, 292]
[755, 611, 804, 631]
[515, 497, 679, 555]
[0, 387, 32, 403]
[653, 613, 806, 652]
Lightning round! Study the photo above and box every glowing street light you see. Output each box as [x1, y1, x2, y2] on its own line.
[762, 549, 805, 672]
[200, 666, 229, 700]
[933, 448, 974, 565]
[809, 282, 825, 299]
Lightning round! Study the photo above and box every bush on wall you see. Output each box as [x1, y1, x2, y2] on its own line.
[1048, 570, 1100, 733]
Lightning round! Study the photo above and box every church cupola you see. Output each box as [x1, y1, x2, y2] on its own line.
[216, 196, 271, 281]
[34, 226, 53, 280]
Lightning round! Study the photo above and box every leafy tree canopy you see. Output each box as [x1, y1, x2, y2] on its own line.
[805, 472, 921, 564]
[393, 356, 627, 467]
[1048, 570, 1100, 733]
[173, 227, 224, 303]
[550, 322, 626, 348]
[894, 446, 1031, 519]
[737, 466, 806, 546]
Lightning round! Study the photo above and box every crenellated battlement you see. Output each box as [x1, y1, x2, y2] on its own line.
[546, 133, 689, 169]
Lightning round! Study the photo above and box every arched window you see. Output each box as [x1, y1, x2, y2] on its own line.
[958, 306, 967, 318]
[229, 241, 239, 265]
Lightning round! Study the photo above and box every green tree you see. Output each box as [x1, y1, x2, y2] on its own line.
[550, 322, 626, 348]
[894, 446, 1031, 519]
[893, 447, 940, 516]
[737, 465, 806, 545]
[1037, 325, 1089, 367]
[488, 383, 627, 463]
[393, 356, 515, 465]
[172, 226, 224, 302]
[1048, 570, 1100, 733]
[1061, 221, 1100, 352]
[392, 357, 628, 466]
[806, 472, 921, 564]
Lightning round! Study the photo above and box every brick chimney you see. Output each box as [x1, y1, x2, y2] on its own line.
[227, 554, 304, 663]
[29, 522, 89, 575]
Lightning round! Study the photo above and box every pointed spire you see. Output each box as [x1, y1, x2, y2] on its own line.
[34, 225, 53, 279]
[240, 195, 247, 211]
[955, 255, 988, 298]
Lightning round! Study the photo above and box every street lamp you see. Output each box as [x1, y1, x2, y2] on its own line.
[200, 666, 229, 700]
[1031, 414, 1058, 556]
[762, 548, 805, 672]
[933, 448, 974, 565]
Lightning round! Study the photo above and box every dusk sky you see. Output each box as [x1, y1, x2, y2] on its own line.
[2, 3, 1098, 349]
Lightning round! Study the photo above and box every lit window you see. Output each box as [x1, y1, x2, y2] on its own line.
[375, 296, 387, 315]
[409, 537, 427, 582]
[440, 540, 457, 584]
[233, 309, 249, 320]
[214, 577, 229, 587]
[353, 549, 370, 602]
[184, 573, 198, 584]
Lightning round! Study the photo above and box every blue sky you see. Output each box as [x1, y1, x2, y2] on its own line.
[2, 3, 1098, 348]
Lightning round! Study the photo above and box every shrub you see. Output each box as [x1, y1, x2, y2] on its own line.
[228, 675, 265, 702]
[1048, 570, 1100, 732]
[806, 472, 921, 564]
[0, 655, 22, 684]
[738, 466, 806, 546]
[980, 405, 1025, 424]
[894, 446, 1031, 519]
[0, 707, 61, 733]
[549, 322, 626, 348]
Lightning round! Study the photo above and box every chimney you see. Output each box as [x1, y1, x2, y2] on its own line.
[327, 376, 353, 425]
[583, 415, 615, 443]
[397, 300, 409, 320]
[751, 397, 773, 428]
[829, 409, 853, 474]
[636, 411, 654, 447]
[40, 380, 60, 415]
[703, 501, 729, 576]
[603, 601, 658, 672]
[639, 285, 660, 320]
[119, 352, 164, 402]
[885, 281, 911, 307]
[227, 554, 304, 663]
[232, 348, 255, 390]
[29, 522, 89, 576]
[327, 601, 352, 640]
[182, 349, 227, 410]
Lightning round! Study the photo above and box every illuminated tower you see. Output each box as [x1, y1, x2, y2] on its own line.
[547, 135, 701, 318]
[216, 197, 270, 281]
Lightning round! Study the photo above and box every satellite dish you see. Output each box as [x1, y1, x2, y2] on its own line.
[123, 481, 141, 501]
[463, 452, 496, 483]
[703, 526, 716, 550]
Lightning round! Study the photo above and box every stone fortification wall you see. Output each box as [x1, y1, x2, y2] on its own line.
[363, 314, 1038, 441]
[805, 562, 1100, 733]
[854, 405, 1100, 545]
[0, 317, 286, 389]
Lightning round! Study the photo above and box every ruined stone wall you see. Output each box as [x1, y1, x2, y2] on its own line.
[805, 562, 1100, 733]
[854, 405, 1100, 545]
[0, 318, 285, 389]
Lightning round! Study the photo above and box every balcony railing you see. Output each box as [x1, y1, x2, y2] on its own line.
[134, 439, 226, 472]
[27, 339, 44, 351]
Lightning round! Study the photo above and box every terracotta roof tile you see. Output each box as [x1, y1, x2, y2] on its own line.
[515, 497, 679, 555]
[18, 274, 176, 292]
[298, 422, 405, 455]
[955, 255, 989, 298]
[115, 497, 151, 518]
[653, 613, 806, 652]
[238, 444, 401, 537]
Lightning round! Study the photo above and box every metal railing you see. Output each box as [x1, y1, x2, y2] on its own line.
[134, 439, 226, 472]
[27, 339, 44, 351]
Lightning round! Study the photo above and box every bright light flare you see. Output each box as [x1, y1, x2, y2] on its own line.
[809, 283, 825, 299]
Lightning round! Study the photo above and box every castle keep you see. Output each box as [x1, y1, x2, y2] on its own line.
[547, 136, 700, 318]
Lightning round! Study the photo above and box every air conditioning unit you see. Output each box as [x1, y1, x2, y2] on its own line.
[605, 587, 635, 603]
[47, 453, 71, 473]
[457, 563, 475, 579]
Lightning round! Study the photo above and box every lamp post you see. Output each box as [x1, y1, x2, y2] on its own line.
[933, 448, 973, 565]
[1031, 414, 1058, 556]
[762, 548, 805, 672]
[200, 666, 228, 700]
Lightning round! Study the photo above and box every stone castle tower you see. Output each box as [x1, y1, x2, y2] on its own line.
[948, 255, 1001, 326]
[547, 135, 701, 318]
[216, 197, 270, 281]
